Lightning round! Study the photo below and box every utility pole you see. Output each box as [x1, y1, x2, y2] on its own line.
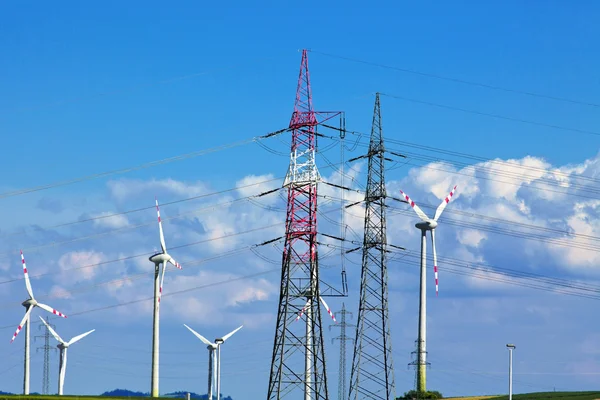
[348, 93, 406, 400]
[266, 49, 344, 400]
[35, 316, 56, 395]
[330, 304, 354, 400]
[507, 344, 516, 400]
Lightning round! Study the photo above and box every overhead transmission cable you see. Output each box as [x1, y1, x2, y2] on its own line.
[379, 92, 600, 137]
[343, 136, 600, 200]
[0, 203, 349, 294]
[308, 49, 600, 109]
[0, 127, 290, 200]
[0, 55, 284, 116]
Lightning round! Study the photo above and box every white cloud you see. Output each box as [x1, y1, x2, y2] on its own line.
[235, 173, 280, 204]
[456, 228, 487, 248]
[91, 212, 130, 229]
[49, 285, 72, 299]
[57, 250, 107, 284]
[6, 151, 600, 397]
[107, 178, 209, 203]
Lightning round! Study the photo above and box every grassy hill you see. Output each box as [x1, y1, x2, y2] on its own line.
[448, 393, 600, 400]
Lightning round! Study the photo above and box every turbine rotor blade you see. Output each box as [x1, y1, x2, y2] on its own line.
[221, 325, 243, 342]
[433, 185, 458, 222]
[168, 257, 182, 270]
[432, 229, 439, 296]
[39, 316, 65, 344]
[10, 307, 33, 343]
[295, 299, 311, 321]
[67, 329, 95, 346]
[399, 190, 429, 221]
[20, 250, 35, 299]
[319, 296, 336, 322]
[37, 303, 67, 319]
[158, 263, 167, 304]
[155, 198, 167, 253]
[184, 324, 215, 347]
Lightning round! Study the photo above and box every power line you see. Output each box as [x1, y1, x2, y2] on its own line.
[308, 49, 600, 109]
[0, 175, 284, 239]
[0, 55, 283, 116]
[0, 128, 290, 200]
[0, 197, 349, 289]
[4, 134, 596, 264]
[0, 223, 282, 292]
[380, 92, 600, 137]
[326, 241, 600, 300]
[381, 136, 600, 186]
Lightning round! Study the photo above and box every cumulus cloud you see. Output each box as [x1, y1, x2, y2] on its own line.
[107, 178, 209, 203]
[6, 150, 600, 397]
[101, 265, 279, 328]
[235, 173, 280, 204]
[57, 250, 107, 285]
[49, 285, 72, 299]
[90, 212, 130, 229]
[387, 150, 600, 289]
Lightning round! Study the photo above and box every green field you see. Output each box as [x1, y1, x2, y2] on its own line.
[0, 397, 167, 400]
[447, 392, 600, 400]
[0, 393, 599, 400]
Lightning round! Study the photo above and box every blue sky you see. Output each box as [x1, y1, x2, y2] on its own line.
[1, 1, 600, 399]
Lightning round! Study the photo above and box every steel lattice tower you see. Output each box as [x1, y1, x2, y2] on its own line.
[348, 93, 396, 400]
[267, 49, 342, 400]
[330, 304, 354, 400]
[35, 316, 56, 395]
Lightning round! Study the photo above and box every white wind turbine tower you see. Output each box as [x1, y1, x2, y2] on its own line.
[183, 324, 243, 400]
[399, 185, 457, 393]
[295, 294, 336, 400]
[10, 250, 68, 395]
[149, 198, 182, 397]
[39, 317, 94, 395]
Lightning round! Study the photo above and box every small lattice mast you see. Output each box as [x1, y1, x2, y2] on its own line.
[36, 317, 56, 395]
[348, 93, 397, 400]
[267, 49, 344, 400]
[330, 304, 354, 400]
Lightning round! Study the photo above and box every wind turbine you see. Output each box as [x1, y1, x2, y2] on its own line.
[10, 250, 68, 395]
[39, 317, 94, 395]
[149, 198, 182, 397]
[295, 295, 336, 400]
[183, 324, 243, 400]
[399, 185, 457, 393]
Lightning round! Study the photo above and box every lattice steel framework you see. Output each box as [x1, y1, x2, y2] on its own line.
[348, 93, 396, 400]
[330, 304, 354, 400]
[267, 49, 342, 400]
[35, 316, 56, 395]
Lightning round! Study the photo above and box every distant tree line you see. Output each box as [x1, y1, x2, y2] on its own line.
[397, 390, 443, 400]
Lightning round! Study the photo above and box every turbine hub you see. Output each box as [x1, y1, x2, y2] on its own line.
[22, 298, 36, 307]
[415, 220, 437, 230]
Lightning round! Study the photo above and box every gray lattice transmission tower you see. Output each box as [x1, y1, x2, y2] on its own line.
[348, 93, 406, 400]
[330, 303, 355, 400]
[35, 316, 57, 395]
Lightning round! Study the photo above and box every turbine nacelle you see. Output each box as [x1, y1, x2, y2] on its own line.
[415, 220, 438, 230]
[149, 252, 172, 264]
